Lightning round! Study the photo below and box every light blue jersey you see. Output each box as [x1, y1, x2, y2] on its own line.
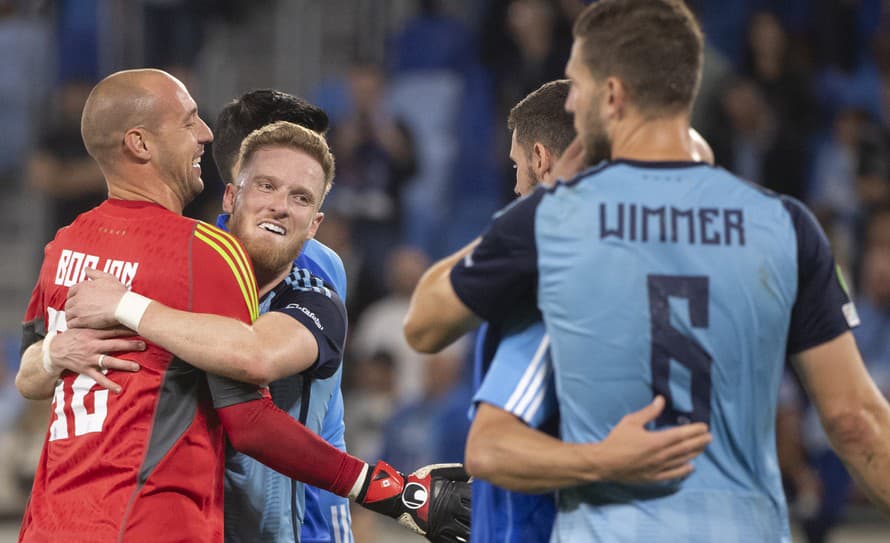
[470, 319, 558, 543]
[450, 161, 855, 543]
[218, 214, 353, 543]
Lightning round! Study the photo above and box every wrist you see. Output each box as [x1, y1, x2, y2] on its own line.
[115, 291, 152, 331]
[575, 441, 608, 484]
[41, 331, 63, 376]
[348, 462, 369, 500]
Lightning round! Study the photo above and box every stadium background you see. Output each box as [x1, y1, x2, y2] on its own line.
[0, 0, 888, 541]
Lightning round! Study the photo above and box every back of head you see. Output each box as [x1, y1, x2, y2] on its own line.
[214, 90, 329, 183]
[80, 69, 177, 170]
[508, 79, 575, 157]
[573, 0, 704, 116]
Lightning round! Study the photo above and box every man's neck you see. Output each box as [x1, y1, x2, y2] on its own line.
[106, 170, 185, 214]
[610, 112, 696, 163]
[257, 265, 292, 298]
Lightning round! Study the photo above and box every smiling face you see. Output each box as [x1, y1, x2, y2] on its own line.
[224, 146, 325, 279]
[150, 78, 213, 205]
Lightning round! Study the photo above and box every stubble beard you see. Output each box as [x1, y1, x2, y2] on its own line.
[230, 218, 302, 282]
[582, 105, 612, 166]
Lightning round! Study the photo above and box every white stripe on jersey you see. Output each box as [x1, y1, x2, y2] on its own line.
[520, 380, 549, 424]
[504, 334, 550, 419]
[331, 505, 342, 543]
[343, 504, 354, 543]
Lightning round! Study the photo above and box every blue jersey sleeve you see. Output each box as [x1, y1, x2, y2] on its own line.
[472, 320, 557, 428]
[450, 188, 543, 324]
[272, 287, 347, 379]
[783, 197, 857, 354]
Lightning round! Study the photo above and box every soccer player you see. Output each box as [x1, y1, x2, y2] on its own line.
[15, 69, 468, 542]
[404, 0, 890, 541]
[466, 80, 717, 543]
[441, 80, 715, 543]
[466, 80, 571, 543]
[211, 89, 354, 543]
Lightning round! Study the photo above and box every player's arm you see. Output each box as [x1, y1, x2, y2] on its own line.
[16, 339, 57, 400]
[187, 223, 471, 542]
[65, 267, 325, 385]
[404, 238, 481, 353]
[792, 333, 890, 512]
[466, 397, 711, 493]
[782, 196, 890, 513]
[406, 191, 543, 354]
[213, 384, 471, 541]
[16, 271, 140, 399]
[15, 329, 142, 399]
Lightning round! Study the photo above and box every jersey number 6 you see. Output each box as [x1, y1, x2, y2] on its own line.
[647, 275, 712, 427]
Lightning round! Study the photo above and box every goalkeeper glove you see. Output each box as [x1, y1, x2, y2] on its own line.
[356, 460, 471, 543]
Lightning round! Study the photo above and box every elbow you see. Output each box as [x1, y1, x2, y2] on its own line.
[15, 373, 51, 401]
[464, 429, 501, 483]
[823, 403, 883, 459]
[230, 350, 275, 386]
[403, 316, 445, 354]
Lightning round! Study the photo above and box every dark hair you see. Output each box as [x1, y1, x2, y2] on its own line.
[507, 80, 575, 157]
[213, 89, 329, 183]
[573, 0, 704, 116]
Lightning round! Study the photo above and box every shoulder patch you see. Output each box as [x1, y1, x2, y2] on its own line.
[285, 268, 334, 299]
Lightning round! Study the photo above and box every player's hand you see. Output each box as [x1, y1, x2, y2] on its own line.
[65, 268, 130, 329]
[592, 396, 712, 483]
[48, 328, 143, 393]
[357, 460, 471, 543]
[549, 136, 587, 185]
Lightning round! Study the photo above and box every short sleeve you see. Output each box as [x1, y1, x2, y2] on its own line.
[272, 286, 347, 380]
[471, 320, 557, 427]
[450, 189, 543, 324]
[21, 243, 56, 355]
[783, 197, 856, 354]
[21, 281, 46, 356]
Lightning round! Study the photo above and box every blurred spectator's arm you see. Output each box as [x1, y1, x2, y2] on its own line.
[27, 151, 106, 198]
[374, 120, 417, 178]
[793, 331, 890, 513]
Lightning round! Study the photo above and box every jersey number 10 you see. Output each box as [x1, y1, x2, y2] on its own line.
[647, 275, 712, 427]
[45, 308, 109, 441]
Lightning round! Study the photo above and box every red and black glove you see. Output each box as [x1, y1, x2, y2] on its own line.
[356, 460, 471, 543]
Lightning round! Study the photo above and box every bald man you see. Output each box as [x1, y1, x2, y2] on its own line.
[15, 70, 469, 543]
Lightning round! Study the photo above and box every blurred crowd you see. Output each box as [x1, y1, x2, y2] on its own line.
[0, 0, 888, 540]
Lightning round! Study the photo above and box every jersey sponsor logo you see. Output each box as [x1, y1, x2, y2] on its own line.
[54, 249, 139, 288]
[599, 203, 746, 246]
[402, 482, 428, 510]
[286, 303, 324, 330]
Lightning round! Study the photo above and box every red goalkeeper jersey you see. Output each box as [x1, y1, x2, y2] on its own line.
[20, 199, 262, 542]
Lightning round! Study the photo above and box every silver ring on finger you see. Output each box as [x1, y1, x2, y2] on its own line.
[98, 354, 106, 370]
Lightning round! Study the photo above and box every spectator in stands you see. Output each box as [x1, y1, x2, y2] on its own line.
[711, 77, 808, 199]
[325, 62, 417, 284]
[27, 80, 105, 243]
[352, 247, 430, 404]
